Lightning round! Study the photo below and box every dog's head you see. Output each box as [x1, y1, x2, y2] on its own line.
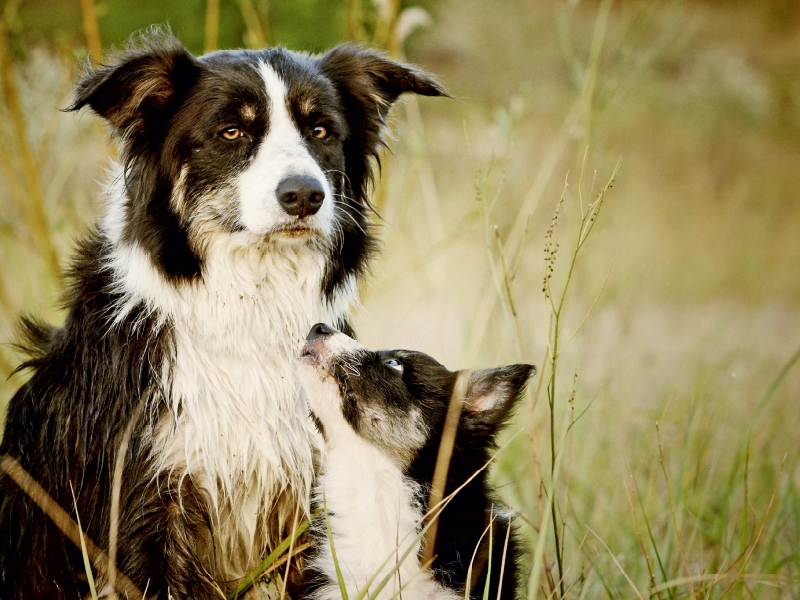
[297, 323, 534, 472]
[71, 30, 446, 293]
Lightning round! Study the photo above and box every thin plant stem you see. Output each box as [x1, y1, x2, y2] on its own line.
[527, 409, 571, 600]
[239, 0, 269, 49]
[0, 20, 61, 286]
[627, 473, 664, 600]
[280, 503, 301, 600]
[656, 422, 698, 600]
[78, 0, 103, 63]
[346, 0, 365, 41]
[496, 516, 513, 600]
[717, 457, 786, 600]
[587, 526, 644, 600]
[204, 0, 221, 53]
[0, 456, 145, 599]
[107, 400, 145, 599]
[463, 0, 614, 365]
[373, 0, 401, 55]
[228, 514, 315, 599]
[422, 369, 471, 566]
[70, 483, 99, 600]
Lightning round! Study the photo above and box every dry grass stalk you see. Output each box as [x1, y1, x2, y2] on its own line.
[372, 0, 402, 58]
[278, 503, 302, 600]
[420, 369, 471, 566]
[0, 19, 61, 286]
[463, 0, 615, 365]
[587, 527, 644, 600]
[107, 402, 145, 599]
[78, 0, 103, 63]
[655, 421, 698, 600]
[717, 457, 786, 600]
[346, 0, 365, 41]
[0, 456, 146, 600]
[0, 137, 33, 231]
[627, 475, 663, 600]
[239, 0, 270, 49]
[204, 0, 221, 54]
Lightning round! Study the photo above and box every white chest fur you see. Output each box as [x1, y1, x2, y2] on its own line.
[311, 429, 455, 600]
[106, 220, 357, 577]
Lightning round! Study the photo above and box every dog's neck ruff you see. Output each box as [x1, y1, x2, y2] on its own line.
[311, 427, 455, 600]
[101, 175, 357, 577]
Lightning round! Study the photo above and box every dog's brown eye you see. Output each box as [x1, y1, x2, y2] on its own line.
[346, 395, 357, 409]
[312, 125, 328, 140]
[220, 127, 243, 140]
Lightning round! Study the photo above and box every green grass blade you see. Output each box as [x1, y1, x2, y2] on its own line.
[69, 483, 98, 600]
[725, 344, 800, 502]
[496, 517, 513, 600]
[527, 409, 570, 600]
[577, 543, 616, 600]
[323, 494, 349, 600]
[638, 491, 672, 600]
[482, 513, 494, 600]
[227, 512, 316, 600]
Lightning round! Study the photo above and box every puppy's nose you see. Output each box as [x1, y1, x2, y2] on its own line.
[307, 323, 335, 341]
[277, 175, 325, 218]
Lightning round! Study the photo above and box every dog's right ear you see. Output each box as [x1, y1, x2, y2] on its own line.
[69, 31, 200, 135]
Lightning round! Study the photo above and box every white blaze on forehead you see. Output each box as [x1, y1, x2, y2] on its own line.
[235, 61, 335, 235]
[260, 63, 299, 150]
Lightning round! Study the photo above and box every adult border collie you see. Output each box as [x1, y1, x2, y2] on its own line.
[0, 30, 445, 599]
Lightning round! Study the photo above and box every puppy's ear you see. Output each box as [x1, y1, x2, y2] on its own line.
[318, 44, 448, 202]
[69, 30, 199, 134]
[461, 364, 535, 433]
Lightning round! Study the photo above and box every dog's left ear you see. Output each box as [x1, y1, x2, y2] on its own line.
[318, 44, 448, 202]
[461, 364, 535, 432]
[320, 43, 447, 115]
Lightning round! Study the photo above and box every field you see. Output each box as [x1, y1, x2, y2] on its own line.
[0, 0, 798, 598]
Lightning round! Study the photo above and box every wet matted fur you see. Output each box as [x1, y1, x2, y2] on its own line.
[0, 30, 446, 599]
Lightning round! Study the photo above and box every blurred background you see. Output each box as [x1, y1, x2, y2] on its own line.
[0, 0, 798, 597]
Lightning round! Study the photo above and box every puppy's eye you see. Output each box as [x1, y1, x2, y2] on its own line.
[384, 358, 403, 374]
[346, 395, 357, 409]
[220, 127, 243, 140]
[312, 125, 329, 140]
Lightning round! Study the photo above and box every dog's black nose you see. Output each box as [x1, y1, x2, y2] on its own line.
[307, 323, 335, 341]
[277, 176, 325, 218]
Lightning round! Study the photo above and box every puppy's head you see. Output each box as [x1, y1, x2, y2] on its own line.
[297, 323, 534, 469]
[72, 29, 446, 290]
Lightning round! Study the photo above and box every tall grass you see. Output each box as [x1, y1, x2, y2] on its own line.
[0, 0, 798, 598]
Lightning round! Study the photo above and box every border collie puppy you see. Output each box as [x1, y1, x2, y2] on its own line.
[0, 31, 445, 599]
[297, 323, 533, 600]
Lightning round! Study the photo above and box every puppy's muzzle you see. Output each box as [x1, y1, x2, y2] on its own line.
[300, 322, 337, 364]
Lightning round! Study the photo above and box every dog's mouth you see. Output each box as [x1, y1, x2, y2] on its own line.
[273, 224, 323, 238]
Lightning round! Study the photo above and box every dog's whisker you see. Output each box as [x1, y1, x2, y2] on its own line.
[331, 196, 372, 220]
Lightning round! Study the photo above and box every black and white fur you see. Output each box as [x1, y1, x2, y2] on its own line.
[297, 323, 533, 600]
[0, 31, 445, 599]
